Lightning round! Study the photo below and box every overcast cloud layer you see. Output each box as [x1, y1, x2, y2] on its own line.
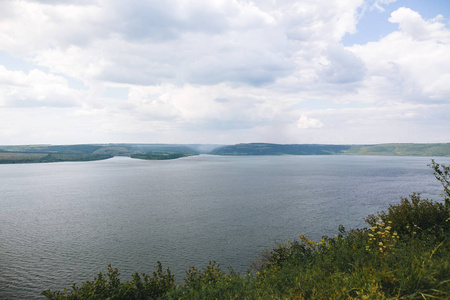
[0, 0, 449, 145]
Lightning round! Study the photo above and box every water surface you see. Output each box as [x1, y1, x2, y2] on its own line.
[1, 155, 449, 299]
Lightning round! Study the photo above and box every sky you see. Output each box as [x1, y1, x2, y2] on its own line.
[1, 0, 450, 145]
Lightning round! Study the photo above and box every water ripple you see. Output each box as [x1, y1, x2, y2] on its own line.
[1, 155, 449, 299]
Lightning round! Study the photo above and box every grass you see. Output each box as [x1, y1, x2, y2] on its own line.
[42, 161, 450, 299]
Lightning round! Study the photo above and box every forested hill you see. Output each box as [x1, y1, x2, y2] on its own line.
[210, 143, 352, 155]
[1, 143, 450, 164]
[210, 143, 450, 156]
[0, 144, 215, 164]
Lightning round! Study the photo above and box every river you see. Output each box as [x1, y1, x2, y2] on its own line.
[1, 155, 449, 299]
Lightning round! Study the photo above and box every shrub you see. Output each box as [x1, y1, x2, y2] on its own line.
[183, 261, 227, 290]
[430, 159, 450, 202]
[41, 262, 174, 300]
[366, 160, 450, 237]
[365, 193, 448, 237]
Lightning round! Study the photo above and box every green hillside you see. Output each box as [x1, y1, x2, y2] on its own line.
[211, 143, 450, 156]
[1, 143, 450, 164]
[0, 144, 200, 164]
[210, 143, 351, 155]
[342, 143, 450, 156]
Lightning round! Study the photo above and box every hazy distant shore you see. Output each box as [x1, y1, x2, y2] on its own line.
[1, 142, 449, 164]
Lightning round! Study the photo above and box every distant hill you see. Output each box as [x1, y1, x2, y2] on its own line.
[0, 144, 103, 154]
[210, 143, 450, 157]
[342, 143, 450, 156]
[0, 144, 204, 155]
[1, 143, 449, 164]
[0, 143, 217, 164]
[210, 143, 352, 155]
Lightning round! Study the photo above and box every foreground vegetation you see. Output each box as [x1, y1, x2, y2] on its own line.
[41, 160, 449, 299]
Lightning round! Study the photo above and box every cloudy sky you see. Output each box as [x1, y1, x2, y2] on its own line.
[1, 0, 450, 145]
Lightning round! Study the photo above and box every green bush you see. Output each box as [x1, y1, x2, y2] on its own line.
[42, 262, 174, 300]
[365, 193, 448, 237]
[430, 159, 450, 202]
[366, 160, 450, 237]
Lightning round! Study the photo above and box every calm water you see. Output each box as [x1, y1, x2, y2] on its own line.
[1, 155, 449, 299]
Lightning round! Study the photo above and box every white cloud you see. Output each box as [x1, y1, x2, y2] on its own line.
[371, 0, 397, 12]
[425, 73, 450, 99]
[32, 45, 109, 84]
[0, 1, 449, 144]
[389, 7, 450, 41]
[350, 7, 450, 104]
[0, 0, 363, 88]
[296, 115, 325, 129]
[0, 66, 81, 107]
[319, 44, 366, 84]
[0, 1, 107, 55]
